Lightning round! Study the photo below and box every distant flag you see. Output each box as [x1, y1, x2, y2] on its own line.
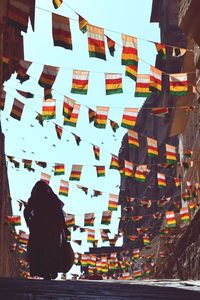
[52, 0, 63, 9]
[87, 229, 95, 243]
[59, 180, 69, 197]
[93, 240, 98, 248]
[38, 65, 59, 89]
[174, 177, 181, 188]
[135, 165, 149, 182]
[143, 235, 150, 246]
[180, 207, 190, 223]
[18, 232, 29, 245]
[88, 108, 96, 123]
[63, 96, 75, 119]
[55, 124, 63, 139]
[128, 235, 138, 241]
[40, 173, 51, 185]
[151, 107, 168, 116]
[10, 99, 24, 121]
[134, 270, 142, 279]
[81, 253, 90, 267]
[122, 272, 131, 280]
[52, 13, 72, 50]
[157, 197, 171, 208]
[106, 35, 115, 56]
[69, 164, 83, 181]
[93, 145, 100, 160]
[147, 137, 158, 157]
[124, 160, 133, 177]
[66, 214, 75, 227]
[35, 161, 47, 168]
[172, 47, 186, 57]
[169, 73, 188, 96]
[0, 90, 6, 111]
[125, 65, 138, 81]
[132, 249, 140, 261]
[121, 108, 138, 130]
[100, 229, 109, 242]
[78, 14, 88, 33]
[166, 144, 176, 163]
[150, 66, 162, 93]
[64, 103, 80, 127]
[42, 99, 56, 120]
[109, 154, 119, 170]
[23, 159, 32, 170]
[84, 213, 95, 227]
[35, 113, 43, 126]
[16, 89, 34, 99]
[77, 185, 88, 195]
[101, 210, 112, 225]
[157, 173, 167, 188]
[105, 73, 123, 95]
[109, 238, 117, 247]
[8, 0, 30, 32]
[140, 199, 152, 208]
[152, 212, 162, 219]
[108, 194, 118, 211]
[166, 211, 176, 227]
[87, 24, 106, 60]
[16, 60, 31, 83]
[110, 120, 119, 132]
[72, 133, 81, 146]
[92, 190, 103, 197]
[135, 74, 151, 97]
[95, 165, 105, 177]
[54, 163, 65, 175]
[71, 70, 89, 95]
[44, 88, 52, 99]
[121, 34, 138, 66]
[94, 106, 109, 129]
[6, 215, 21, 226]
[155, 43, 166, 60]
[188, 201, 196, 211]
[128, 130, 139, 148]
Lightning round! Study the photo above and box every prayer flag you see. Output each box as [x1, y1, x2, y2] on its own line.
[69, 164, 83, 181]
[0, 90, 6, 111]
[93, 145, 100, 160]
[55, 124, 63, 139]
[95, 165, 105, 177]
[122, 272, 131, 280]
[121, 34, 138, 66]
[78, 14, 88, 33]
[87, 229, 95, 243]
[94, 106, 109, 129]
[54, 163, 65, 175]
[17, 89, 34, 99]
[52, 13, 72, 50]
[84, 213, 95, 227]
[169, 73, 188, 96]
[64, 103, 80, 127]
[135, 74, 151, 97]
[71, 70, 89, 95]
[105, 73, 123, 95]
[6, 215, 21, 226]
[8, 0, 30, 32]
[66, 214, 75, 227]
[166, 144, 176, 163]
[147, 137, 158, 157]
[157, 173, 167, 188]
[106, 35, 115, 56]
[40, 173, 51, 185]
[124, 160, 133, 177]
[121, 108, 138, 130]
[180, 207, 190, 223]
[59, 180, 69, 197]
[125, 65, 137, 81]
[108, 194, 118, 211]
[10, 99, 24, 121]
[110, 120, 119, 132]
[128, 130, 139, 148]
[17, 60, 31, 83]
[42, 99, 56, 120]
[63, 96, 75, 119]
[88, 108, 96, 123]
[166, 211, 176, 227]
[150, 66, 162, 93]
[101, 210, 112, 225]
[109, 154, 119, 170]
[53, 0, 63, 9]
[155, 43, 166, 60]
[109, 239, 117, 247]
[87, 24, 106, 60]
[38, 65, 59, 89]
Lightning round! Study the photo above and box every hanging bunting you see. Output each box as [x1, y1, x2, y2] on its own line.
[72, 133, 81, 145]
[8, 0, 30, 32]
[87, 24, 106, 60]
[121, 34, 138, 66]
[69, 164, 83, 181]
[125, 65, 138, 81]
[18, 231, 29, 245]
[135, 165, 149, 182]
[94, 106, 109, 129]
[155, 43, 166, 60]
[105, 73, 123, 95]
[100, 230, 109, 242]
[169, 73, 188, 96]
[23, 159, 32, 170]
[0, 90, 6, 111]
[52, 13, 72, 50]
[66, 214, 75, 227]
[54, 163, 65, 175]
[7, 156, 20, 168]
[38, 65, 59, 89]
[84, 213, 95, 227]
[87, 229, 95, 243]
[93, 145, 100, 160]
[108, 194, 118, 211]
[110, 120, 119, 132]
[71, 70, 89, 95]
[101, 210, 112, 225]
[95, 165, 105, 177]
[10, 99, 24, 121]
[44, 88, 53, 99]
[35, 113, 44, 126]
[135, 74, 151, 97]
[63, 96, 75, 119]
[81, 254, 90, 267]
[124, 160, 133, 177]
[64, 103, 80, 127]
[132, 249, 140, 261]
[150, 66, 162, 93]
[106, 35, 115, 56]
[128, 130, 139, 148]
[157, 173, 167, 188]
[16, 60, 32, 83]
[6, 215, 21, 226]
[40, 172, 51, 185]
[59, 180, 69, 197]
[17, 89, 34, 99]
[78, 14, 88, 33]
[88, 108, 96, 123]
[157, 197, 171, 208]
[35, 161, 47, 168]
[134, 270, 142, 279]
[188, 201, 196, 210]
[174, 177, 181, 188]
[121, 108, 138, 130]
[143, 235, 150, 246]
[42, 99, 56, 120]
[77, 185, 88, 195]
[55, 124, 63, 139]
[172, 47, 186, 57]
[109, 154, 119, 170]
[152, 212, 162, 220]
[92, 190, 103, 197]
[151, 107, 168, 116]
[180, 207, 190, 223]
[147, 137, 158, 157]
[166, 211, 176, 227]
[52, 0, 63, 9]
[93, 240, 98, 248]
[166, 144, 176, 163]
[109, 238, 117, 247]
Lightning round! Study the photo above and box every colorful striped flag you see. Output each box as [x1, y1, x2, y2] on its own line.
[150, 66, 162, 93]
[54, 163, 65, 175]
[55, 124, 63, 139]
[53, 0, 63, 9]
[66, 214, 75, 227]
[180, 207, 190, 223]
[94, 106, 109, 129]
[63, 96, 75, 119]
[101, 210, 112, 225]
[132, 249, 140, 261]
[105, 73, 123, 95]
[89, 254, 97, 268]
[157, 173, 167, 188]
[174, 177, 181, 188]
[87, 24, 106, 60]
[10, 99, 24, 121]
[124, 160, 133, 177]
[109, 154, 119, 170]
[36, 161, 47, 168]
[59, 180, 69, 197]
[69, 164, 83, 181]
[8, 0, 30, 32]
[125, 65, 138, 81]
[87, 229, 95, 243]
[17, 89, 34, 99]
[0, 90, 6, 111]
[147, 137, 158, 157]
[121, 108, 138, 130]
[135, 165, 148, 182]
[52, 13, 72, 50]
[122, 272, 131, 280]
[128, 130, 139, 148]
[88, 108, 96, 123]
[110, 120, 119, 132]
[108, 194, 118, 211]
[71, 70, 89, 95]
[40, 172, 51, 185]
[135, 74, 151, 97]
[134, 270, 142, 279]
[93, 145, 100, 160]
[81, 254, 90, 267]
[121, 34, 138, 66]
[95, 165, 105, 177]
[106, 35, 115, 56]
[42, 99, 56, 120]
[18, 232, 29, 245]
[166, 144, 176, 163]
[84, 213, 95, 227]
[63, 103, 80, 127]
[23, 159, 32, 170]
[166, 211, 176, 227]
[78, 14, 88, 33]
[17, 60, 31, 83]
[155, 43, 166, 60]
[6, 215, 21, 226]
[143, 235, 150, 246]
[100, 230, 109, 242]
[38, 65, 59, 89]
[151, 107, 168, 116]
[169, 73, 188, 96]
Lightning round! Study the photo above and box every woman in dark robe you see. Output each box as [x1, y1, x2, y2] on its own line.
[24, 180, 68, 280]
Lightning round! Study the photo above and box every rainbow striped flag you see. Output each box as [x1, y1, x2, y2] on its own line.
[0, 91, 6, 111]
[94, 106, 109, 129]
[87, 24, 106, 60]
[95, 165, 105, 177]
[108, 194, 118, 211]
[53, 0, 63, 9]
[110, 120, 119, 132]
[78, 14, 88, 33]
[143, 235, 150, 246]
[38, 65, 59, 89]
[18, 232, 29, 245]
[132, 249, 140, 261]
[121, 108, 138, 130]
[135, 165, 148, 182]
[124, 160, 133, 177]
[54, 163, 65, 175]
[166, 144, 176, 163]
[157, 173, 167, 188]
[101, 210, 112, 225]
[40, 172, 51, 185]
[55, 124, 63, 139]
[166, 211, 176, 227]
[10, 99, 24, 121]
[42, 99, 56, 120]
[128, 130, 139, 148]
[8, 0, 30, 32]
[84, 213, 95, 227]
[169, 73, 188, 96]
[71, 70, 89, 95]
[180, 207, 190, 223]
[134, 270, 142, 279]
[6, 215, 21, 226]
[105, 73, 123, 95]
[59, 180, 69, 197]
[16, 60, 31, 83]
[63, 96, 75, 119]
[135, 74, 151, 97]
[106, 35, 115, 56]
[121, 34, 138, 66]
[23, 159, 32, 170]
[66, 214, 75, 227]
[109, 154, 119, 170]
[81, 254, 90, 267]
[64, 103, 80, 127]
[93, 145, 100, 160]
[88, 108, 96, 123]
[89, 255, 97, 268]
[122, 272, 131, 280]
[52, 13, 72, 50]
[100, 230, 109, 242]
[147, 137, 158, 157]
[69, 164, 83, 181]
[150, 66, 162, 93]
[125, 65, 138, 81]
[87, 229, 95, 243]
[155, 43, 166, 60]
[93, 240, 98, 248]
[174, 177, 181, 188]
[188, 201, 196, 210]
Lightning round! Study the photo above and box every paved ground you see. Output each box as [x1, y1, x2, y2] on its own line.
[0, 278, 200, 299]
